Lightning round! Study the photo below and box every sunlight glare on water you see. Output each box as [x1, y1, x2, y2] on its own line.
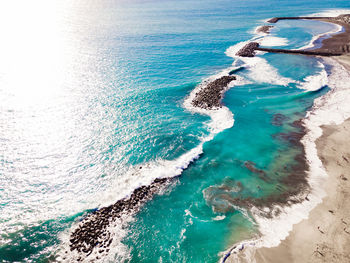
[0, 0, 126, 240]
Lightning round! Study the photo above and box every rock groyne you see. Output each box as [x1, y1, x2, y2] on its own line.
[191, 75, 236, 109]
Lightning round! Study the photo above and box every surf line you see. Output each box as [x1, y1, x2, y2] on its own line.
[64, 74, 238, 260]
[221, 13, 350, 263]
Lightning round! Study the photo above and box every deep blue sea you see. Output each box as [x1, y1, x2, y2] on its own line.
[0, 0, 350, 262]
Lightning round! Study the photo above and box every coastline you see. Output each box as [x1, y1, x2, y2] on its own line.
[254, 118, 350, 263]
[65, 12, 350, 263]
[236, 15, 350, 57]
[224, 15, 350, 263]
[235, 53, 350, 263]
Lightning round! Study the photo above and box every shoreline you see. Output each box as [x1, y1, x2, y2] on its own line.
[254, 117, 350, 263]
[252, 55, 350, 262]
[224, 56, 350, 263]
[65, 13, 350, 263]
[224, 14, 350, 262]
[236, 15, 350, 57]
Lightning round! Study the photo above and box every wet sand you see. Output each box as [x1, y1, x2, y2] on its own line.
[254, 118, 350, 263]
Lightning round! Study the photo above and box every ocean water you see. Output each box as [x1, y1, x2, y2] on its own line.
[1, 0, 350, 262]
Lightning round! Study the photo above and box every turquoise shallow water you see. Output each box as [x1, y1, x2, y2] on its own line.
[0, 0, 349, 262]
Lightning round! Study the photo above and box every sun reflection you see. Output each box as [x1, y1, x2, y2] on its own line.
[0, 0, 73, 108]
[0, 0, 93, 230]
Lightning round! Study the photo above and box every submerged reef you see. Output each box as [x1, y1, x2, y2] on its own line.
[203, 118, 310, 219]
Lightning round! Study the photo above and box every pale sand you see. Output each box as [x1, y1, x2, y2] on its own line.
[334, 54, 350, 72]
[253, 119, 350, 263]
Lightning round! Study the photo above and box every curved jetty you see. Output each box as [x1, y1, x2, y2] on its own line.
[236, 41, 343, 57]
[268, 14, 350, 24]
[68, 75, 237, 259]
[268, 15, 350, 55]
[256, 46, 343, 56]
[267, 16, 332, 23]
[68, 178, 170, 259]
[191, 75, 236, 109]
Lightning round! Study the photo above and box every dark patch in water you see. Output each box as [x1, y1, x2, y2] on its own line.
[271, 113, 290, 126]
[244, 161, 269, 182]
[205, 119, 310, 218]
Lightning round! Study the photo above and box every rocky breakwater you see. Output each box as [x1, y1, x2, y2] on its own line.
[266, 14, 350, 55]
[235, 41, 342, 57]
[191, 75, 236, 110]
[67, 177, 171, 261]
[235, 42, 260, 57]
[268, 14, 350, 24]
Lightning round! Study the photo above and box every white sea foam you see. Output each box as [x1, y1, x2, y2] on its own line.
[308, 9, 350, 17]
[258, 36, 288, 47]
[225, 41, 294, 87]
[213, 215, 226, 221]
[221, 10, 350, 262]
[221, 57, 350, 263]
[61, 57, 239, 261]
[297, 61, 328, 91]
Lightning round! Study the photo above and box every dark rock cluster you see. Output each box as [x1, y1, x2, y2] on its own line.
[257, 25, 274, 34]
[235, 42, 260, 57]
[68, 177, 170, 260]
[191, 76, 236, 109]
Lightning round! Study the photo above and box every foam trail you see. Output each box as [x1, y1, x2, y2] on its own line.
[297, 61, 328, 91]
[308, 9, 350, 17]
[226, 41, 294, 86]
[258, 36, 289, 47]
[60, 62, 239, 262]
[220, 57, 350, 263]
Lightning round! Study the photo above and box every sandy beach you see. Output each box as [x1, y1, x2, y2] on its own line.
[252, 54, 350, 263]
[251, 53, 350, 262]
[227, 15, 350, 262]
[254, 117, 350, 263]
